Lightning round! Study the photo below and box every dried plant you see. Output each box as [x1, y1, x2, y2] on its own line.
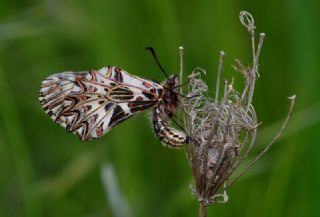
[177, 11, 296, 217]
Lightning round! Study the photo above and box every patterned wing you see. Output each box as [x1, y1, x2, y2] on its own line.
[38, 66, 163, 141]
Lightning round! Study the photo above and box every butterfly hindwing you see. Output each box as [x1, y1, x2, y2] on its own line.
[39, 66, 162, 141]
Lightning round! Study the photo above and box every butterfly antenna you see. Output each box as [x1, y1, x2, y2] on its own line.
[146, 47, 169, 78]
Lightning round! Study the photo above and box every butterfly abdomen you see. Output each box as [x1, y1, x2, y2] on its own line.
[152, 107, 188, 148]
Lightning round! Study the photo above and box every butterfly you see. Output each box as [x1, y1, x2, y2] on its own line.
[38, 65, 188, 148]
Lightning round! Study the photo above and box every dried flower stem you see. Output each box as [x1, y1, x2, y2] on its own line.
[178, 46, 185, 125]
[246, 33, 266, 111]
[215, 51, 225, 104]
[199, 202, 207, 217]
[179, 46, 184, 95]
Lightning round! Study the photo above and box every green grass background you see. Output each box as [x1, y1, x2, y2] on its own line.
[0, 0, 319, 217]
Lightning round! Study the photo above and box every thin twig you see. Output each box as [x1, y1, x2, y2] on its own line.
[179, 46, 184, 95]
[215, 51, 225, 104]
[241, 128, 257, 161]
[255, 33, 266, 74]
[227, 95, 296, 187]
[246, 33, 266, 111]
[178, 46, 184, 125]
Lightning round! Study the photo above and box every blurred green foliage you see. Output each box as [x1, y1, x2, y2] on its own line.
[0, 0, 319, 217]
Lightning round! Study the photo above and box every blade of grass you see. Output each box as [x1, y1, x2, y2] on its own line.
[146, 0, 181, 65]
[101, 162, 131, 217]
[261, 139, 297, 217]
[32, 146, 101, 199]
[0, 66, 42, 217]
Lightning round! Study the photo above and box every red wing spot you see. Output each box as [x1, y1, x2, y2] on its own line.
[88, 86, 97, 92]
[76, 75, 83, 81]
[142, 91, 155, 100]
[115, 67, 123, 82]
[136, 96, 143, 101]
[85, 105, 92, 112]
[128, 102, 134, 108]
[79, 95, 87, 100]
[90, 114, 99, 124]
[82, 105, 88, 113]
[96, 125, 103, 138]
[143, 82, 152, 88]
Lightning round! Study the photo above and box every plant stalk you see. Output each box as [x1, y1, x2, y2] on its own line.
[199, 202, 207, 217]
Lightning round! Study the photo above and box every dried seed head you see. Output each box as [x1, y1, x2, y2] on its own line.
[181, 70, 258, 205]
[177, 12, 295, 210]
[240, 11, 256, 33]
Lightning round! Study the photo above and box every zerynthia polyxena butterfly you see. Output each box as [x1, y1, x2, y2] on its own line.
[38, 64, 189, 148]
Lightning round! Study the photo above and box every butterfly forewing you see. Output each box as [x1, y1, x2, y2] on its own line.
[39, 66, 163, 141]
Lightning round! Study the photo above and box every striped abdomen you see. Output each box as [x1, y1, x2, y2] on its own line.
[152, 107, 188, 148]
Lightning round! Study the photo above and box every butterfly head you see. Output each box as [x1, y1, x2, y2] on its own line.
[160, 75, 179, 118]
[165, 74, 179, 88]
